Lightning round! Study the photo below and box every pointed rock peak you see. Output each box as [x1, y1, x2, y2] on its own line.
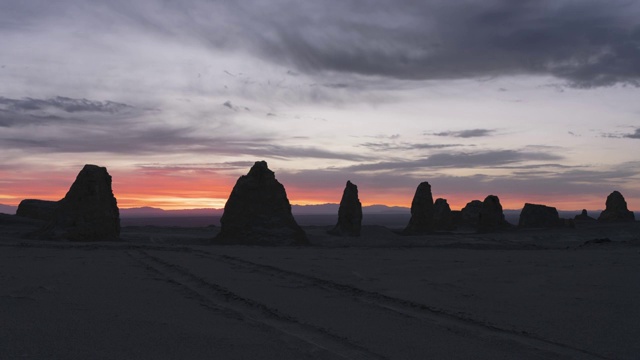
[216, 161, 307, 245]
[403, 181, 435, 235]
[343, 180, 359, 196]
[328, 180, 363, 237]
[247, 160, 275, 180]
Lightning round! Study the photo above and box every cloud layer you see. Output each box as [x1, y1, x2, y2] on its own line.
[3, 1, 640, 87]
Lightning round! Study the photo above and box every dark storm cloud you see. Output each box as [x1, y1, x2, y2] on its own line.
[5, 1, 638, 87]
[431, 129, 496, 138]
[340, 150, 562, 172]
[235, 0, 640, 87]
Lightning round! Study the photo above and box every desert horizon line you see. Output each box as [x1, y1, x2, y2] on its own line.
[1, 162, 636, 214]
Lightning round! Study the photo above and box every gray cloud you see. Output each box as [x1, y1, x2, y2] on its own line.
[431, 129, 496, 138]
[244, 0, 640, 87]
[339, 150, 562, 172]
[4, 1, 639, 87]
[624, 128, 640, 139]
[0, 96, 135, 114]
[0, 96, 369, 161]
[359, 142, 462, 151]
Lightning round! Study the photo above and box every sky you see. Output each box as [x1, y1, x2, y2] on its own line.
[1, 0, 639, 211]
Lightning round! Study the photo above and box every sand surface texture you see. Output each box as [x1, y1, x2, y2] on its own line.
[1, 218, 639, 359]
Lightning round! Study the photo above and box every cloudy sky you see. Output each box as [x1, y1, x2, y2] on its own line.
[1, 0, 639, 210]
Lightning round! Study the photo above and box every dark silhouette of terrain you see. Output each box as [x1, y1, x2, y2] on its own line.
[15, 164, 120, 241]
[328, 180, 363, 237]
[214, 161, 307, 245]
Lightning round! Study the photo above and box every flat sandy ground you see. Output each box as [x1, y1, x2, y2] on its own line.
[1, 216, 639, 359]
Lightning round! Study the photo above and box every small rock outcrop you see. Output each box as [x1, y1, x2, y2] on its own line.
[215, 161, 307, 245]
[478, 195, 510, 232]
[518, 203, 563, 228]
[48, 165, 120, 241]
[574, 209, 596, 222]
[598, 191, 635, 222]
[328, 181, 362, 237]
[16, 199, 58, 221]
[433, 198, 455, 231]
[402, 182, 435, 234]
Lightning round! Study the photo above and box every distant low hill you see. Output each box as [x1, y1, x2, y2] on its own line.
[0, 204, 17, 214]
[120, 207, 222, 218]
[119, 204, 410, 218]
[3, 203, 637, 223]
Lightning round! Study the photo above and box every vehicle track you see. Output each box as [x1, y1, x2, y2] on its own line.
[0, 241, 610, 359]
[127, 249, 388, 360]
[185, 249, 608, 360]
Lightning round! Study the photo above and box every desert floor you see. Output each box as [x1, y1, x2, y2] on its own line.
[1, 216, 639, 359]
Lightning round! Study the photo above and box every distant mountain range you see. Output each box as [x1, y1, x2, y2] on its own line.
[0, 204, 17, 214]
[1, 203, 632, 223]
[118, 204, 410, 217]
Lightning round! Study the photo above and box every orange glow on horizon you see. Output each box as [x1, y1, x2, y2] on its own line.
[1, 168, 636, 212]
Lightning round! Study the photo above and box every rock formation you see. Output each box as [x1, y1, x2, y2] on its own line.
[215, 161, 307, 245]
[459, 200, 483, 227]
[48, 165, 120, 241]
[477, 195, 510, 232]
[574, 209, 596, 222]
[433, 198, 455, 231]
[598, 191, 635, 222]
[16, 199, 58, 221]
[402, 182, 435, 234]
[328, 181, 362, 237]
[24, 165, 121, 241]
[518, 203, 563, 228]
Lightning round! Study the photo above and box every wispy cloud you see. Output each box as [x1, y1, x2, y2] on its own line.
[0, 96, 369, 161]
[339, 150, 561, 172]
[359, 142, 462, 151]
[430, 129, 496, 138]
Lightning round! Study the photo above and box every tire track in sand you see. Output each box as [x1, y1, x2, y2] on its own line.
[189, 250, 608, 360]
[127, 249, 387, 360]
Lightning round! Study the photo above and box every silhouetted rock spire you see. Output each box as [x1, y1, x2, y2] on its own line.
[215, 161, 308, 245]
[31, 164, 120, 241]
[328, 181, 362, 237]
[574, 209, 596, 222]
[403, 182, 435, 234]
[598, 191, 635, 222]
[478, 195, 510, 232]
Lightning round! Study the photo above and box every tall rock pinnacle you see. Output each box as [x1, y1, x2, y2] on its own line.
[215, 161, 308, 245]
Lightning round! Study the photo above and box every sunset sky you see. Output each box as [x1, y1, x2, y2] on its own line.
[1, 1, 639, 211]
